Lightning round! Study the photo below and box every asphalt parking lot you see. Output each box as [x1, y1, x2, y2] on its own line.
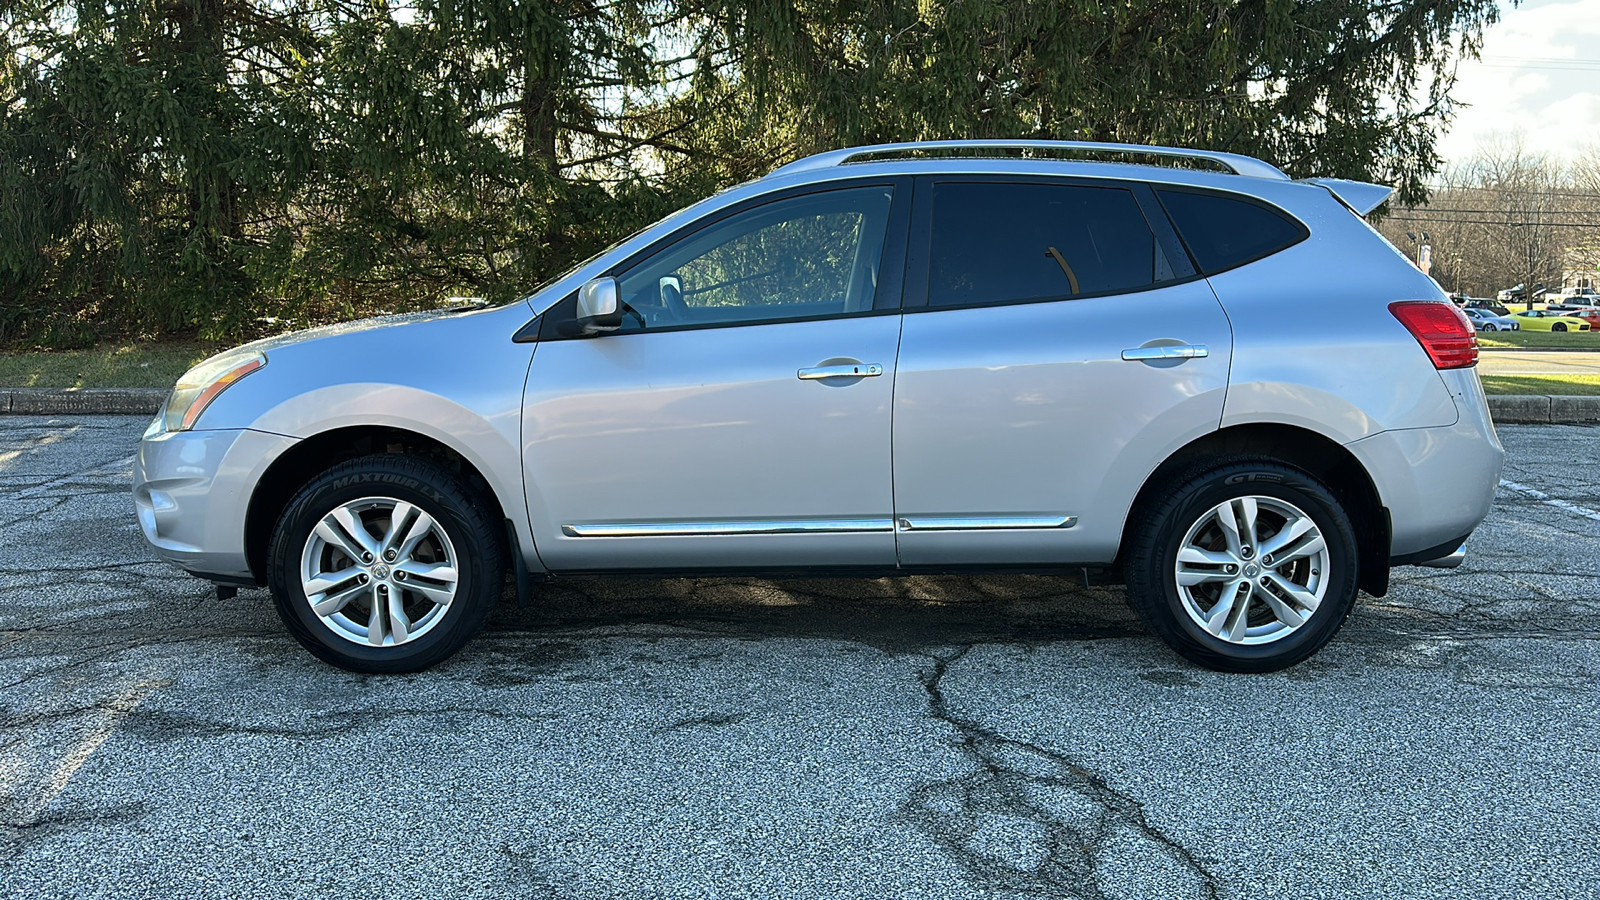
[0, 416, 1596, 899]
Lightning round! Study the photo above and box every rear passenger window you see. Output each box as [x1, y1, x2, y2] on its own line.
[1155, 188, 1306, 274]
[928, 182, 1162, 307]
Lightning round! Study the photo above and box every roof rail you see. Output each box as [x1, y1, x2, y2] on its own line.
[767, 140, 1290, 181]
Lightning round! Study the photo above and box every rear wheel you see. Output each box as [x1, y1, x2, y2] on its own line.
[1124, 460, 1360, 673]
[268, 454, 504, 673]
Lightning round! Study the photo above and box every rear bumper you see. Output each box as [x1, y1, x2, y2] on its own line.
[1348, 370, 1503, 559]
[133, 426, 298, 582]
[1413, 543, 1467, 569]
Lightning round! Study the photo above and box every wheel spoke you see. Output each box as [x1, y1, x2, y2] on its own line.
[1257, 587, 1308, 629]
[1203, 580, 1248, 637]
[1265, 571, 1322, 614]
[1259, 516, 1314, 558]
[1178, 546, 1235, 567]
[395, 510, 437, 562]
[303, 567, 361, 596]
[310, 579, 367, 617]
[403, 580, 455, 605]
[1214, 502, 1243, 556]
[386, 592, 412, 643]
[381, 501, 417, 554]
[367, 589, 386, 645]
[330, 506, 380, 556]
[393, 560, 457, 583]
[1235, 497, 1260, 549]
[315, 518, 370, 564]
[1177, 567, 1232, 587]
[1275, 533, 1327, 563]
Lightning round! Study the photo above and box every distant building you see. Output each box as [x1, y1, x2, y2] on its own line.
[1565, 245, 1600, 291]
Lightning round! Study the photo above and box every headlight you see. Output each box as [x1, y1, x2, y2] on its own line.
[157, 349, 267, 432]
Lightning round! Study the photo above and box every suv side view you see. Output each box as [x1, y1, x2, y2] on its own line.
[132, 140, 1504, 674]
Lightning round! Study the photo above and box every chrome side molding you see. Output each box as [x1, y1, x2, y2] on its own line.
[896, 515, 1077, 531]
[562, 519, 895, 537]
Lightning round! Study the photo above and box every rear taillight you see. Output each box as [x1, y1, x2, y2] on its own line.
[1389, 301, 1478, 369]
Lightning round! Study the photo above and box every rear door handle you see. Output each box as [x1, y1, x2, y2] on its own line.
[1121, 344, 1209, 361]
[798, 363, 883, 380]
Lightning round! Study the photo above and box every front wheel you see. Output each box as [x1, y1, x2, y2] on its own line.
[1123, 460, 1360, 673]
[268, 454, 505, 673]
[1554, 323, 1568, 332]
[1484, 323, 1498, 331]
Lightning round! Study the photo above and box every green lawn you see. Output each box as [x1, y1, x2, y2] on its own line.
[1479, 374, 1600, 396]
[0, 343, 219, 389]
[1477, 330, 1600, 349]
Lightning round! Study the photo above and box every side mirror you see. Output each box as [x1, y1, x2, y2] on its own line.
[577, 277, 622, 335]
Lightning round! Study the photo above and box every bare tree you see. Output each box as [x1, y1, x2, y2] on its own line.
[1378, 133, 1596, 302]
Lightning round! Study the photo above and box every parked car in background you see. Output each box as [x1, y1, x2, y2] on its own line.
[1463, 308, 1520, 331]
[132, 139, 1503, 676]
[1563, 309, 1600, 330]
[1542, 287, 1600, 311]
[1512, 310, 1592, 332]
[1463, 298, 1512, 316]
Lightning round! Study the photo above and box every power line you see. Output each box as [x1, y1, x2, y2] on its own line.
[1388, 209, 1600, 216]
[1384, 216, 1600, 227]
[1421, 187, 1600, 201]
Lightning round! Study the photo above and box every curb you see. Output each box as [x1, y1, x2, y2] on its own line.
[1487, 395, 1600, 424]
[1, 388, 1597, 426]
[0, 388, 165, 416]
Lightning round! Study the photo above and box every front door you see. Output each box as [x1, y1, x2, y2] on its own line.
[522, 182, 909, 571]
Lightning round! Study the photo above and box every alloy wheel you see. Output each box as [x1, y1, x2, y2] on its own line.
[1172, 495, 1330, 645]
[299, 496, 459, 646]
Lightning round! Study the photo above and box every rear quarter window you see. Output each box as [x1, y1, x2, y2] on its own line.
[1155, 188, 1307, 275]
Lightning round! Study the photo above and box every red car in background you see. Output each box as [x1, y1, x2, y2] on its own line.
[1564, 309, 1600, 331]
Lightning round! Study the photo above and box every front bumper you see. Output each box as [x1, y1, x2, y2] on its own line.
[133, 425, 298, 582]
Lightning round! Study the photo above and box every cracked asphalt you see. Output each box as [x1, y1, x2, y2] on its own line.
[1, 415, 1597, 899]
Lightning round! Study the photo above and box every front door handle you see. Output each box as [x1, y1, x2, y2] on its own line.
[798, 363, 883, 380]
[1121, 344, 1209, 361]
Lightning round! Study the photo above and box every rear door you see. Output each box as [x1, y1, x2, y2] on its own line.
[891, 176, 1233, 566]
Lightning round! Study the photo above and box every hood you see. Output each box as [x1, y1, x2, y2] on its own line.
[231, 303, 494, 356]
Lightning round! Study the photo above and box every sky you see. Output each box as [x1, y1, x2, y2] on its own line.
[1434, 0, 1600, 164]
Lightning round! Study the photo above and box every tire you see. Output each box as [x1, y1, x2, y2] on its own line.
[267, 454, 505, 673]
[1554, 323, 1567, 332]
[1123, 459, 1360, 673]
[1485, 324, 1498, 331]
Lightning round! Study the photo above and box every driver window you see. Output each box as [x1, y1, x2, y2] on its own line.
[616, 186, 894, 332]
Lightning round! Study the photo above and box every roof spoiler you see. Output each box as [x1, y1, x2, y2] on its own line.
[1306, 178, 1393, 216]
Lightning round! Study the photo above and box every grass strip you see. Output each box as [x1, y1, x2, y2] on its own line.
[1480, 374, 1600, 396]
[0, 343, 218, 389]
[1477, 330, 1600, 350]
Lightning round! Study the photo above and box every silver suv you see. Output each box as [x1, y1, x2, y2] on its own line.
[132, 140, 1503, 674]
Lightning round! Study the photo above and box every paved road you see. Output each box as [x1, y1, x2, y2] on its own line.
[0, 417, 1596, 899]
[1479, 349, 1600, 375]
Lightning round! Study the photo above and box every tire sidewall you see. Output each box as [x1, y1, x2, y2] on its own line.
[1149, 466, 1358, 669]
[269, 460, 495, 672]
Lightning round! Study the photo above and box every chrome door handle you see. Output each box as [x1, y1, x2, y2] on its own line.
[1121, 344, 1209, 361]
[798, 363, 883, 380]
